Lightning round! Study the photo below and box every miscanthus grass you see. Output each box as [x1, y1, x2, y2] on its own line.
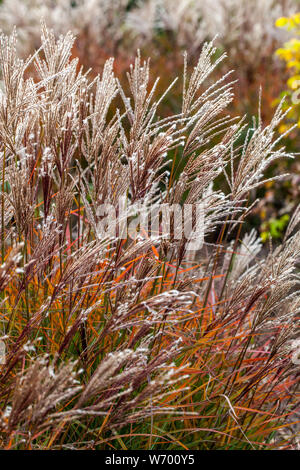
[0, 25, 298, 450]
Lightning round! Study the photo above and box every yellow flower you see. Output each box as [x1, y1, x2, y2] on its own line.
[275, 17, 288, 28]
[287, 75, 300, 89]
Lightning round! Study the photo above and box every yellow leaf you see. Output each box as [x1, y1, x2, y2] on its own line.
[276, 17, 288, 28]
[287, 75, 300, 89]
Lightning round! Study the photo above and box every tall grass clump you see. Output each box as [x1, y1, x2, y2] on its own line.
[0, 25, 299, 450]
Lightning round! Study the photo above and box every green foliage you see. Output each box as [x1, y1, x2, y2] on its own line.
[261, 214, 290, 242]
